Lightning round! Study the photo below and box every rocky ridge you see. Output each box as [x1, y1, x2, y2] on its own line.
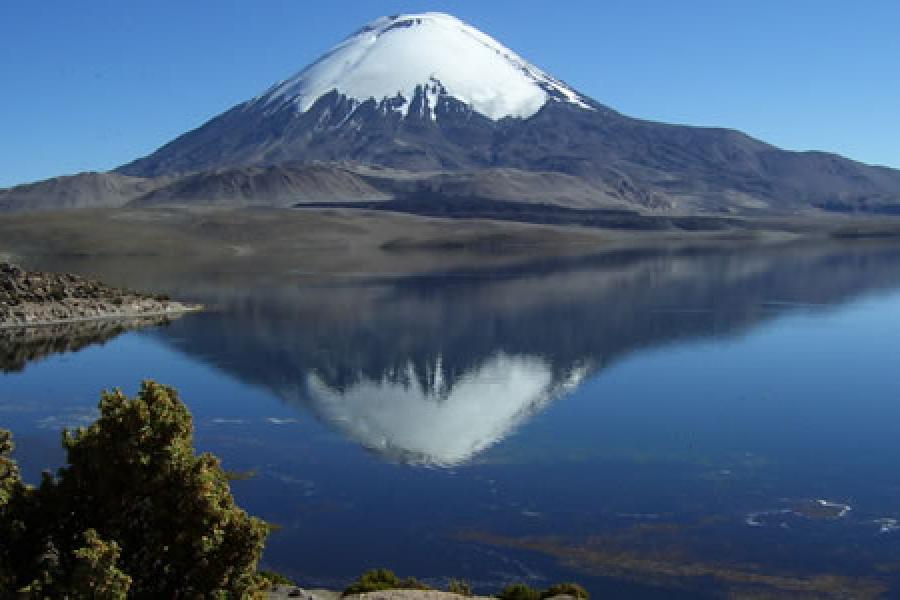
[0, 263, 199, 327]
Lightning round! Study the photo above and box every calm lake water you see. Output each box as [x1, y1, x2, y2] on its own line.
[3, 241, 900, 598]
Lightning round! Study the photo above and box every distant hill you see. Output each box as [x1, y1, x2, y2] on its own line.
[0, 172, 164, 212]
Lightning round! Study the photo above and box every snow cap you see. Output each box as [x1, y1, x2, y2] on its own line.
[262, 12, 590, 120]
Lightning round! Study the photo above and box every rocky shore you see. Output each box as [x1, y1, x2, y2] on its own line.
[0, 263, 199, 328]
[267, 590, 541, 600]
[266, 588, 580, 600]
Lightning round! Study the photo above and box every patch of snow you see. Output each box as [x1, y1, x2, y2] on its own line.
[258, 12, 591, 121]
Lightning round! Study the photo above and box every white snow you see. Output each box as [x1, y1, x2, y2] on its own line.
[260, 12, 591, 121]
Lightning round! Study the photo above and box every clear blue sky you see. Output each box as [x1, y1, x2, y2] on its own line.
[1, 0, 898, 188]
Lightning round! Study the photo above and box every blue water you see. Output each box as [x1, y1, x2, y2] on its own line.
[3, 243, 900, 597]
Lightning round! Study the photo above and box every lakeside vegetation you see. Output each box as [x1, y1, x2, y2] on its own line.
[0, 381, 268, 597]
[340, 569, 588, 599]
[0, 381, 588, 598]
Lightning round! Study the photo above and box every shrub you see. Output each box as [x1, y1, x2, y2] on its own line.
[66, 529, 132, 599]
[0, 381, 270, 598]
[343, 568, 431, 596]
[498, 582, 542, 600]
[0, 429, 22, 589]
[542, 582, 590, 599]
[258, 569, 296, 589]
[344, 569, 400, 595]
[0, 429, 18, 506]
[448, 578, 473, 596]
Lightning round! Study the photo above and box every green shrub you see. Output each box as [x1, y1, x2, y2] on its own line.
[542, 582, 590, 599]
[343, 568, 431, 596]
[0, 429, 22, 590]
[498, 582, 542, 600]
[400, 576, 432, 591]
[449, 578, 473, 596]
[0, 381, 270, 598]
[344, 569, 400, 595]
[258, 569, 296, 589]
[0, 429, 18, 506]
[67, 529, 132, 599]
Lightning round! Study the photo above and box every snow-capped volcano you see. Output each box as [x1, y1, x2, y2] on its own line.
[115, 12, 900, 214]
[257, 12, 590, 120]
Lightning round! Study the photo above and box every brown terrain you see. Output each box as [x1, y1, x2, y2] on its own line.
[0, 262, 199, 328]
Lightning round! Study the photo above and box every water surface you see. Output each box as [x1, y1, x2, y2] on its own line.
[3, 242, 900, 598]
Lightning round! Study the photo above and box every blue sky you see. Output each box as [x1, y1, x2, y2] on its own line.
[1, 0, 898, 188]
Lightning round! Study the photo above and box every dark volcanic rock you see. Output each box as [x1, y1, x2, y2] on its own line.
[0, 263, 198, 327]
[115, 91, 900, 216]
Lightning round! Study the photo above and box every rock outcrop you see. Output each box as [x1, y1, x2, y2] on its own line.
[0, 263, 199, 327]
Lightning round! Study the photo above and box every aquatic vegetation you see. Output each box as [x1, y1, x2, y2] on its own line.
[460, 530, 888, 599]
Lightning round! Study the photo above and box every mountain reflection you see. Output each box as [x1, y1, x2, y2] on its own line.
[138, 241, 900, 465]
[0, 316, 177, 373]
[305, 355, 587, 465]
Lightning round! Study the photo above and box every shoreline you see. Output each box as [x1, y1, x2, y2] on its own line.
[0, 304, 203, 330]
[1, 262, 203, 330]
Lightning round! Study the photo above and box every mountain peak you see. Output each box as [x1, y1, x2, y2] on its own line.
[255, 12, 592, 121]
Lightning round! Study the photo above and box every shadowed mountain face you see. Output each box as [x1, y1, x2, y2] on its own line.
[128, 241, 900, 465]
[115, 93, 900, 216]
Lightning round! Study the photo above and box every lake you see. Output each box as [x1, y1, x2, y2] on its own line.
[3, 240, 900, 598]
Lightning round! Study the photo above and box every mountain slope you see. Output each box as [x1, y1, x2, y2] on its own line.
[131, 163, 388, 208]
[0, 172, 165, 213]
[0, 163, 640, 214]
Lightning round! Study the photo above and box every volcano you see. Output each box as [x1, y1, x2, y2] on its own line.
[5, 12, 900, 217]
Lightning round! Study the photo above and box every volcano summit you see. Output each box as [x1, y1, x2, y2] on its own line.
[259, 12, 592, 120]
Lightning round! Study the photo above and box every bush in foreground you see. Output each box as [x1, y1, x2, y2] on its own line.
[343, 569, 432, 595]
[258, 569, 296, 588]
[497, 583, 542, 600]
[542, 582, 589, 599]
[0, 381, 270, 598]
[497, 581, 591, 600]
[342, 573, 589, 599]
[448, 578, 473, 596]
